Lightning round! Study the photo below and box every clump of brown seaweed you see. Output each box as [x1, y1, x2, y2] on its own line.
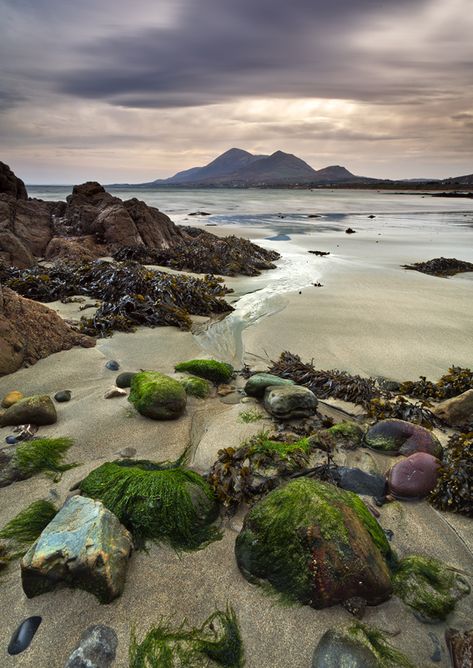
[113, 227, 280, 276]
[268, 351, 380, 407]
[402, 257, 473, 277]
[430, 432, 473, 516]
[0, 260, 233, 336]
[367, 396, 440, 429]
[400, 366, 473, 401]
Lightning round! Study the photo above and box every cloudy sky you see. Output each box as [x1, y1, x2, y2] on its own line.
[1, 0, 472, 183]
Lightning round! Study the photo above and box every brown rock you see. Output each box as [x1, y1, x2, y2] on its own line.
[0, 394, 57, 427]
[446, 628, 473, 668]
[0, 161, 27, 200]
[0, 285, 95, 376]
[44, 236, 104, 262]
[387, 452, 440, 499]
[433, 389, 473, 427]
[1, 390, 24, 408]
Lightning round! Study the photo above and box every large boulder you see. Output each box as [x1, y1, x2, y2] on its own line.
[0, 161, 27, 199]
[387, 452, 440, 499]
[263, 384, 317, 419]
[244, 373, 295, 398]
[0, 394, 57, 426]
[433, 389, 473, 427]
[21, 496, 133, 603]
[364, 419, 442, 456]
[128, 371, 187, 420]
[0, 286, 95, 376]
[235, 478, 392, 608]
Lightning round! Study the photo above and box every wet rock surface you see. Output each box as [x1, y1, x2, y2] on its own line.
[264, 384, 317, 420]
[64, 625, 118, 668]
[387, 452, 440, 499]
[0, 394, 57, 426]
[244, 372, 295, 398]
[312, 629, 379, 668]
[364, 419, 442, 456]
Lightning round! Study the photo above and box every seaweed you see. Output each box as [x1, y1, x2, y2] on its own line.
[400, 366, 473, 401]
[268, 352, 380, 407]
[238, 409, 264, 423]
[367, 396, 440, 428]
[347, 623, 415, 668]
[79, 460, 221, 550]
[14, 437, 76, 478]
[129, 606, 244, 668]
[178, 375, 212, 399]
[0, 500, 57, 553]
[114, 227, 280, 277]
[429, 433, 473, 516]
[175, 360, 234, 384]
[0, 260, 233, 337]
[403, 257, 473, 277]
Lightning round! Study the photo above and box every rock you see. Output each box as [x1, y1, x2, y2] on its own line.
[128, 371, 186, 420]
[174, 359, 234, 384]
[433, 389, 473, 427]
[364, 419, 442, 456]
[235, 478, 392, 608]
[7, 616, 42, 656]
[0, 395, 57, 427]
[54, 390, 72, 403]
[342, 596, 367, 619]
[312, 629, 379, 668]
[387, 452, 440, 499]
[5, 435, 18, 445]
[0, 286, 95, 376]
[322, 422, 364, 449]
[104, 387, 127, 399]
[446, 628, 473, 668]
[345, 227, 356, 234]
[0, 161, 28, 199]
[105, 360, 120, 371]
[118, 447, 136, 458]
[1, 390, 24, 408]
[393, 555, 470, 622]
[64, 625, 118, 668]
[336, 467, 387, 498]
[115, 372, 136, 388]
[44, 236, 102, 263]
[21, 496, 133, 603]
[217, 384, 236, 397]
[263, 385, 317, 420]
[244, 373, 295, 398]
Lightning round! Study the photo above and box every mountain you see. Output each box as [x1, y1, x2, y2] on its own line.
[440, 173, 473, 186]
[138, 148, 363, 187]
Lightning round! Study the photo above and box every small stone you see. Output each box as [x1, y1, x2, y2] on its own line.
[65, 625, 118, 668]
[118, 447, 136, 458]
[0, 395, 57, 427]
[429, 632, 442, 663]
[387, 452, 440, 499]
[54, 390, 72, 403]
[342, 596, 367, 619]
[2, 391, 24, 408]
[5, 435, 18, 445]
[104, 387, 127, 399]
[264, 384, 317, 420]
[105, 360, 120, 371]
[345, 227, 356, 234]
[336, 467, 386, 498]
[244, 373, 295, 398]
[115, 372, 136, 389]
[7, 616, 42, 656]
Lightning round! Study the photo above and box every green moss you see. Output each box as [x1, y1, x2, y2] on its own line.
[129, 371, 187, 419]
[392, 555, 470, 621]
[129, 606, 244, 668]
[179, 375, 211, 399]
[246, 432, 311, 460]
[0, 500, 57, 549]
[347, 624, 415, 668]
[14, 437, 76, 477]
[327, 421, 364, 445]
[80, 460, 221, 550]
[238, 409, 264, 423]
[235, 478, 391, 603]
[175, 359, 234, 384]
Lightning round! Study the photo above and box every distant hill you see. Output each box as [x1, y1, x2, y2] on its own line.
[136, 148, 365, 187]
[440, 173, 473, 186]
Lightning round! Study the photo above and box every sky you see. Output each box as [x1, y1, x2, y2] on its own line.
[0, 0, 472, 184]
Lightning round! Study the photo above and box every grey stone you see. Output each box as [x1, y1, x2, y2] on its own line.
[115, 372, 136, 388]
[312, 630, 379, 668]
[21, 496, 133, 603]
[336, 467, 386, 498]
[54, 390, 72, 403]
[263, 384, 317, 420]
[65, 625, 117, 668]
[244, 373, 295, 398]
[0, 395, 57, 427]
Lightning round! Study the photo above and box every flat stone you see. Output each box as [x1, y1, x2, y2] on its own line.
[365, 419, 442, 456]
[264, 385, 317, 420]
[244, 373, 295, 398]
[1, 391, 24, 408]
[0, 395, 57, 427]
[65, 625, 118, 668]
[387, 452, 440, 499]
[433, 389, 473, 427]
[337, 467, 386, 497]
[104, 387, 127, 399]
[21, 496, 132, 603]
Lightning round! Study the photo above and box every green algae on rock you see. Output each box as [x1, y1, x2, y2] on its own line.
[0, 395, 57, 427]
[235, 478, 392, 608]
[129, 371, 187, 420]
[80, 460, 221, 550]
[364, 419, 442, 456]
[309, 422, 364, 451]
[129, 606, 244, 668]
[346, 624, 415, 668]
[175, 359, 234, 384]
[430, 433, 473, 516]
[0, 500, 57, 555]
[178, 375, 212, 399]
[393, 555, 470, 622]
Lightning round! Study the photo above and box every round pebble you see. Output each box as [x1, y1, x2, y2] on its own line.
[54, 390, 72, 403]
[105, 360, 120, 371]
[6, 435, 18, 445]
[115, 372, 136, 388]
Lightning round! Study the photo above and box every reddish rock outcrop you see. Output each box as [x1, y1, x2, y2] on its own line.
[0, 285, 95, 376]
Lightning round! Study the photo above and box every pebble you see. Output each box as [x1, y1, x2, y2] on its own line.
[6, 435, 18, 445]
[115, 372, 136, 388]
[1, 391, 24, 408]
[54, 390, 72, 403]
[118, 447, 136, 458]
[7, 616, 42, 655]
[104, 387, 127, 399]
[105, 360, 120, 371]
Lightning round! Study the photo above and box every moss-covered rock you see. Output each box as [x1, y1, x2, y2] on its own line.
[244, 373, 294, 398]
[80, 460, 220, 550]
[327, 421, 364, 446]
[364, 419, 442, 456]
[175, 359, 234, 384]
[129, 371, 186, 420]
[178, 375, 212, 398]
[235, 478, 392, 608]
[393, 555, 470, 621]
[0, 395, 57, 426]
[263, 385, 317, 420]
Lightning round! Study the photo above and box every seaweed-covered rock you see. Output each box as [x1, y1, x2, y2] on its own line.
[175, 359, 234, 384]
[325, 422, 364, 449]
[433, 389, 473, 427]
[244, 373, 295, 398]
[65, 625, 118, 668]
[235, 478, 392, 608]
[1, 390, 23, 408]
[129, 371, 186, 420]
[79, 460, 220, 550]
[393, 555, 470, 622]
[387, 453, 440, 500]
[0, 437, 74, 488]
[178, 375, 212, 398]
[0, 395, 57, 427]
[263, 385, 317, 420]
[403, 257, 473, 277]
[446, 628, 473, 668]
[364, 419, 441, 456]
[21, 496, 132, 603]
